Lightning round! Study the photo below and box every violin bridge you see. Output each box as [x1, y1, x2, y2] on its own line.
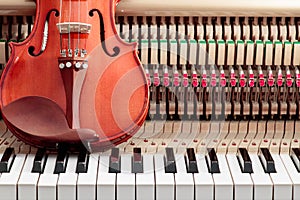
[56, 22, 92, 34]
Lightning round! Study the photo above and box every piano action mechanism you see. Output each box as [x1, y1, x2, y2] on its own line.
[0, 0, 300, 199]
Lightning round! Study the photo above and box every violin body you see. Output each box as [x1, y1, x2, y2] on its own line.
[0, 0, 149, 150]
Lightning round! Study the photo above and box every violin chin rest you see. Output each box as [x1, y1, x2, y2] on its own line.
[1, 96, 99, 145]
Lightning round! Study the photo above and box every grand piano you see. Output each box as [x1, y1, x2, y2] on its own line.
[0, 0, 300, 199]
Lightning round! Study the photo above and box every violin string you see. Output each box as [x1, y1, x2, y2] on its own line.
[59, 0, 63, 54]
[77, 0, 80, 55]
[68, 0, 71, 54]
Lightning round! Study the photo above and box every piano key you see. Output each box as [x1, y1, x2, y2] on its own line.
[37, 155, 58, 200]
[164, 147, 177, 173]
[54, 145, 68, 174]
[18, 153, 40, 200]
[249, 154, 273, 200]
[269, 153, 293, 200]
[0, 147, 15, 173]
[97, 155, 116, 200]
[280, 153, 300, 199]
[237, 148, 253, 173]
[194, 154, 214, 200]
[57, 155, 78, 200]
[291, 148, 300, 171]
[185, 148, 198, 173]
[206, 148, 220, 173]
[76, 150, 89, 173]
[136, 154, 155, 200]
[212, 154, 233, 200]
[116, 154, 135, 200]
[109, 148, 120, 173]
[154, 154, 175, 200]
[226, 154, 253, 200]
[0, 153, 26, 200]
[174, 154, 194, 200]
[77, 153, 98, 200]
[259, 148, 276, 173]
[32, 148, 47, 173]
[132, 147, 143, 173]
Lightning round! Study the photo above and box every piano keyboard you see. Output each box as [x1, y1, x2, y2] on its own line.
[0, 120, 297, 199]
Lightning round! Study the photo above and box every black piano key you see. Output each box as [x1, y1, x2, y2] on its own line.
[76, 150, 89, 173]
[54, 146, 68, 174]
[237, 148, 253, 173]
[291, 148, 300, 171]
[109, 148, 120, 173]
[164, 147, 177, 173]
[206, 148, 220, 173]
[32, 148, 47, 173]
[259, 148, 276, 173]
[0, 148, 15, 173]
[185, 148, 198, 173]
[132, 148, 143, 173]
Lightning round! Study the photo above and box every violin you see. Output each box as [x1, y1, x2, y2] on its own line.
[0, 0, 149, 151]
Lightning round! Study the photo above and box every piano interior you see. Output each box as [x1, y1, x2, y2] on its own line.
[0, 0, 300, 199]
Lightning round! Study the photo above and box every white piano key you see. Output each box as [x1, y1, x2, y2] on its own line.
[274, 41, 283, 66]
[18, 154, 40, 200]
[170, 39, 178, 65]
[198, 40, 206, 65]
[154, 154, 174, 200]
[269, 153, 293, 200]
[293, 42, 300, 66]
[77, 153, 98, 200]
[141, 39, 149, 65]
[249, 154, 273, 200]
[283, 41, 292, 66]
[117, 154, 135, 200]
[189, 39, 197, 64]
[212, 154, 233, 200]
[226, 154, 253, 200]
[194, 154, 214, 200]
[150, 40, 158, 64]
[37, 155, 58, 200]
[255, 40, 264, 66]
[0, 154, 26, 200]
[175, 154, 194, 200]
[97, 155, 116, 200]
[280, 154, 300, 199]
[160, 39, 168, 64]
[217, 40, 225, 66]
[236, 40, 245, 65]
[265, 41, 273, 66]
[245, 40, 254, 65]
[226, 40, 235, 66]
[136, 154, 155, 200]
[57, 155, 77, 200]
[179, 40, 188, 64]
[0, 40, 6, 64]
[207, 40, 216, 65]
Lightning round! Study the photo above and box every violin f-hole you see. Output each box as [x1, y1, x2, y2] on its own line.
[28, 9, 60, 57]
[89, 9, 120, 57]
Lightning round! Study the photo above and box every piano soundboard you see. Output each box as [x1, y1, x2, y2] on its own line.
[1, 0, 300, 199]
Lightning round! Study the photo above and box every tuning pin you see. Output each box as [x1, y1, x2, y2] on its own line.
[59, 63, 65, 69]
[66, 62, 72, 68]
[74, 48, 79, 57]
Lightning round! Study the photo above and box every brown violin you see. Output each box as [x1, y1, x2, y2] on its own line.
[0, 0, 149, 151]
